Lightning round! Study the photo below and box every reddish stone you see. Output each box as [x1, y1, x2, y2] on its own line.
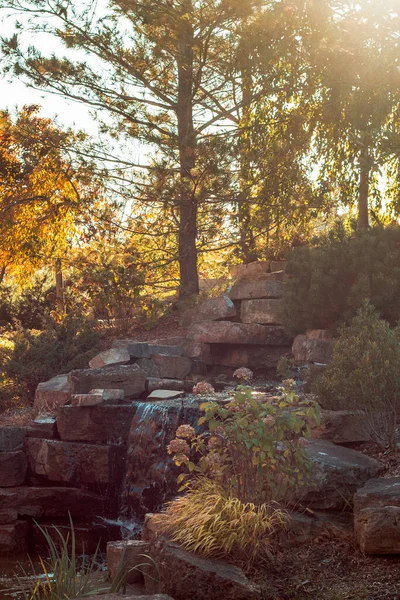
[292, 334, 334, 364]
[182, 296, 236, 327]
[240, 299, 283, 325]
[0, 427, 26, 451]
[26, 438, 124, 485]
[188, 321, 291, 346]
[26, 415, 57, 439]
[0, 451, 27, 487]
[107, 540, 150, 583]
[151, 355, 192, 379]
[56, 404, 136, 444]
[69, 364, 146, 399]
[34, 374, 71, 413]
[89, 347, 130, 369]
[0, 521, 29, 553]
[229, 279, 284, 300]
[210, 345, 287, 369]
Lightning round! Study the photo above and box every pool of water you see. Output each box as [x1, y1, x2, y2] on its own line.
[0, 556, 45, 600]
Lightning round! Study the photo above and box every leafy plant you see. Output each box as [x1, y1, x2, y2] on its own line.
[313, 302, 400, 450]
[152, 478, 287, 568]
[168, 380, 320, 504]
[21, 517, 123, 600]
[282, 224, 400, 334]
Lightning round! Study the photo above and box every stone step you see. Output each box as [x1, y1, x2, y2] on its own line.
[188, 321, 292, 346]
[56, 404, 136, 444]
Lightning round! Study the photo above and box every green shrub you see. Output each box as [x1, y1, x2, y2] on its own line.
[168, 380, 320, 505]
[153, 478, 287, 568]
[313, 303, 400, 450]
[282, 224, 400, 334]
[0, 315, 102, 408]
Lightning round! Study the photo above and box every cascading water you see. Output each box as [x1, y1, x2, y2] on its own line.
[119, 397, 202, 522]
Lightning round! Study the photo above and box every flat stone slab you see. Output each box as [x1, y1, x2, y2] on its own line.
[0, 487, 104, 519]
[56, 404, 136, 444]
[147, 390, 185, 401]
[292, 333, 334, 364]
[0, 427, 26, 452]
[146, 379, 184, 394]
[229, 279, 284, 300]
[299, 439, 383, 510]
[89, 347, 131, 369]
[107, 540, 150, 583]
[182, 296, 236, 327]
[34, 374, 71, 413]
[26, 415, 57, 439]
[240, 299, 283, 325]
[27, 438, 124, 485]
[151, 355, 192, 379]
[112, 341, 184, 359]
[69, 364, 146, 399]
[144, 542, 260, 600]
[354, 478, 400, 554]
[0, 451, 27, 487]
[188, 321, 292, 346]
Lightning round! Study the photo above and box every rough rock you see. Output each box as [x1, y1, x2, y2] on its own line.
[146, 378, 185, 393]
[0, 510, 18, 524]
[81, 596, 174, 600]
[107, 540, 150, 583]
[229, 279, 284, 300]
[56, 404, 136, 444]
[240, 299, 283, 325]
[292, 332, 334, 364]
[0, 521, 29, 553]
[285, 511, 353, 544]
[183, 341, 212, 364]
[71, 392, 104, 407]
[142, 513, 168, 543]
[136, 358, 161, 378]
[147, 390, 184, 400]
[313, 410, 372, 444]
[0, 427, 26, 452]
[69, 364, 146, 399]
[89, 388, 125, 403]
[189, 321, 291, 346]
[270, 260, 286, 272]
[182, 296, 236, 327]
[26, 415, 57, 439]
[354, 478, 400, 554]
[0, 487, 104, 519]
[144, 542, 260, 600]
[0, 451, 27, 487]
[26, 438, 124, 485]
[113, 341, 184, 359]
[151, 355, 192, 379]
[34, 374, 71, 413]
[230, 261, 270, 281]
[210, 345, 288, 369]
[89, 347, 131, 369]
[300, 439, 383, 510]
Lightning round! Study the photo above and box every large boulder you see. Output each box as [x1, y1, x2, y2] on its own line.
[69, 364, 146, 399]
[0, 451, 27, 487]
[292, 331, 334, 364]
[89, 347, 130, 369]
[229, 279, 284, 301]
[210, 345, 288, 369]
[26, 438, 125, 485]
[112, 341, 184, 359]
[0, 487, 104, 519]
[0, 521, 29, 553]
[182, 296, 236, 327]
[299, 439, 383, 510]
[56, 404, 136, 444]
[151, 355, 192, 379]
[313, 410, 372, 444]
[34, 374, 71, 413]
[0, 427, 25, 452]
[240, 299, 283, 325]
[144, 542, 260, 600]
[230, 261, 270, 281]
[107, 540, 150, 583]
[188, 321, 291, 346]
[354, 478, 400, 554]
[183, 341, 212, 364]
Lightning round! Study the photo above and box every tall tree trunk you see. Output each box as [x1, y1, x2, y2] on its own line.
[55, 257, 65, 314]
[176, 0, 198, 300]
[238, 40, 257, 264]
[358, 142, 370, 230]
[0, 265, 6, 285]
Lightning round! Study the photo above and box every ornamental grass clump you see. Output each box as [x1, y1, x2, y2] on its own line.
[153, 478, 287, 568]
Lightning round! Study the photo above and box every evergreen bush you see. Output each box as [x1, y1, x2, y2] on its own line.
[281, 224, 400, 334]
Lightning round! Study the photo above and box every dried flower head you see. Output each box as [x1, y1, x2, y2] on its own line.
[167, 438, 190, 457]
[176, 424, 196, 440]
[263, 415, 275, 427]
[207, 435, 222, 449]
[192, 381, 215, 396]
[233, 367, 253, 382]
